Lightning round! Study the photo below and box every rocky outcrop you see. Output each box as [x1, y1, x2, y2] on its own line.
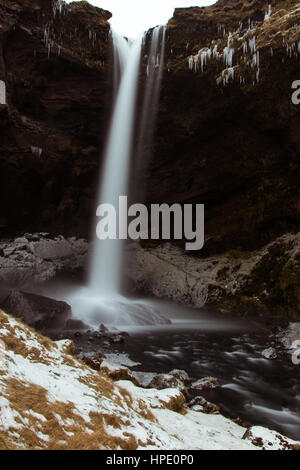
[127, 232, 300, 319]
[0, 289, 71, 330]
[0, 0, 112, 236]
[0, 232, 88, 286]
[140, 0, 300, 255]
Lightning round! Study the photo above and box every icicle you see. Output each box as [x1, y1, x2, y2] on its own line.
[264, 4, 272, 21]
[31, 147, 43, 158]
[251, 51, 259, 68]
[212, 44, 219, 59]
[223, 46, 234, 67]
[222, 67, 234, 86]
[249, 36, 256, 54]
[200, 48, 211, 71]
[0, 81, 6, 105]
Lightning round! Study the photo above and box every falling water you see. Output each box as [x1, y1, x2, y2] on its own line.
[89, 32, 142, 295]
[132, 26, 166, 197]
[68, 28, 170, 326]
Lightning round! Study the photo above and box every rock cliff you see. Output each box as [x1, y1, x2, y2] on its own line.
[0, 0, 112, 236]
[143, 0, 300, 254]
[0, 0, 299, 317]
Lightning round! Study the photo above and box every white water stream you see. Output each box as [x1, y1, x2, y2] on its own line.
[69, 28, 168, 326]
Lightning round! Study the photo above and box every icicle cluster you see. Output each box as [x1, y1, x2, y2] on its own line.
[43, 26, 55, 58]
[89, 30, 97, 46]
[285, 41, 300, 58]
[53, 0, 66, 17]
[31, 147, 43, 158]
[188, 47, 215, 72]
[187, 5, 300, 88]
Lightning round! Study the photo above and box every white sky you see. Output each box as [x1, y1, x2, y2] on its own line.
[66, 1, 216, 37]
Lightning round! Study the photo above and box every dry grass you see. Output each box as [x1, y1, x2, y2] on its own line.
[0, 309, 189, 450]
[2, 378, 143, 450]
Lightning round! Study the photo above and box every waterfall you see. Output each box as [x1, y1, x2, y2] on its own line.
[89, 32, 142, 296]
[68, 27, 169, 327]
[132, 26, 166, 198]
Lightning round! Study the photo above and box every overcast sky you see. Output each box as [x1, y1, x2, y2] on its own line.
[66, 1, 215, 37]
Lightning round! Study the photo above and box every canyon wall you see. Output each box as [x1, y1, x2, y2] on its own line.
[0, 0, 299, 317]
[143, 0, 300, 254]
[0, 0, 112, 236]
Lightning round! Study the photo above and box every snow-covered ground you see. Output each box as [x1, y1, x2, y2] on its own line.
[0, 309, 299, 450]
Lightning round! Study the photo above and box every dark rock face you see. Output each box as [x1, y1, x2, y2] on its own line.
[0, 0, 112, 237]
[0, 289, 71, 330]
[140, 0, 300, 254]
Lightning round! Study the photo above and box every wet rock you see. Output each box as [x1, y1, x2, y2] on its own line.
[191, 377, 220, 391]
[148, 373, 186, 394]
[127, 233, 300, 319]
[0, 234, 88, 287]
[131, 371, 186, 393]
[111, 334, 125, 344]
[14, 237, 29, 245]
[99, 359, 138, 385]
[262, 347, 277, 360]
[3, 247, 15, 257]
[188, 396, 220, 414]
[29, 239, 73, 260]
[65, 318, 88, 331]
[0, 290, 71, 330]
[132, 372, 157, 388]
[277, 323, 300, 349]
[99, 323, 109, 333]
[169, 369, 190, 383]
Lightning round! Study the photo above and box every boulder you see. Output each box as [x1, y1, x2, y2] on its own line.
[188, 396, 220, 414]
[0, 234, 88, 287]
[169, 369, 190, 383]
[147, 373, 186, 394]
[191, 377, 220, 391]
[100, 360, 139, 385]
[0, 290, 71, 330]
[261, 347, 277, 360]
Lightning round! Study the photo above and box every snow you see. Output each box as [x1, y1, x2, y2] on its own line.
[0, 309, 299, 450]
[104, 353, 141, 367]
